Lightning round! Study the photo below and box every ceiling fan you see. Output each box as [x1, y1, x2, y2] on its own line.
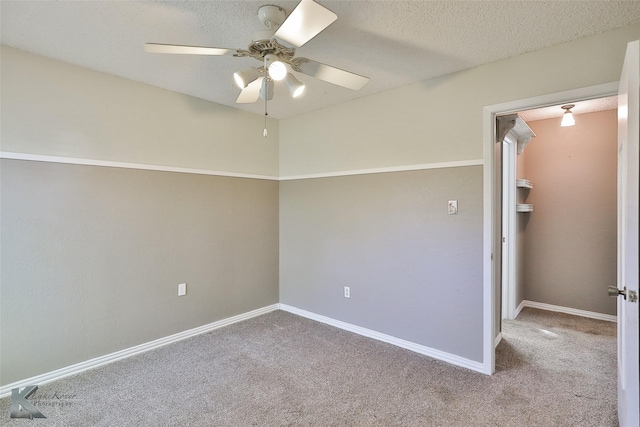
[144, 0, 370, 105]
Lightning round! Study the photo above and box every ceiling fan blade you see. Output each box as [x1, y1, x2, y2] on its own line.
[144, 43, 239, 56]
[236, 77, 264, 104]
[295, 59, 369, 90]
[273, 0, 337, 48]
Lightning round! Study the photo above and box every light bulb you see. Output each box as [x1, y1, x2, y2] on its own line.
[268, 61, 287, 81]
[264, 54, 287, 81]
[560, 104, 575, 127]
[561, 111, 575, 127]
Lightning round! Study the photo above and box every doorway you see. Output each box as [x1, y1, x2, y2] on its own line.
[500, 100, 619, 327]
[481, 82, 619, 375]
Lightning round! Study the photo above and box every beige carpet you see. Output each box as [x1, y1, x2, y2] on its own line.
[0, 307, 617, 426]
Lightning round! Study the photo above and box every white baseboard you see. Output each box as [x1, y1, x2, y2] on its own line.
[279, 304, 485, 374]
[514, 300, 526, 319]
[0, 304, 279, 398]
[521, 300, 617, 323]
[494, 332, 503, 348]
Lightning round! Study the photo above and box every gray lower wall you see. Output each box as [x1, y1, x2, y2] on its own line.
[0, 159, 279, 385]
[279, 166, 484, 362]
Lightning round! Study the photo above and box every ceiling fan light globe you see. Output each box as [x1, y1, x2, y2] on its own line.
[292, 85, 305, 98]
[233, 72, 245, 89]
[268, 61, 287, 81]
[233, 67, 261, 89]
[284, 73, 305, 98]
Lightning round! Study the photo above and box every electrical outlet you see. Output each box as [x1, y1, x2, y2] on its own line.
[178, 283, 187, 296]
[344, 286, 350, 298]
[448, 200, 458, 215]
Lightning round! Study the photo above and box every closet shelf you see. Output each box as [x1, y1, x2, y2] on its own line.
[516, 179, 533, 189]
[516, 204, 534, 213]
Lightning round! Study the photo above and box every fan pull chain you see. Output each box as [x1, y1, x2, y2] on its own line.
[263, 91, 268, 138]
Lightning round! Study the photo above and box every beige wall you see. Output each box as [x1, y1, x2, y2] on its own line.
[1, 46, 279, 177]
[521, 110, 618, 315]
[279, 24, 639, 176]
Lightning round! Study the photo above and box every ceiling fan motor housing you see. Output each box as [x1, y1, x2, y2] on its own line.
[249, 33, 295, 64]
[248, 5, 294, 63]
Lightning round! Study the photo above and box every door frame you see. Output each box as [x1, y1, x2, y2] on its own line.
[502, 134, 517, 321]
[481, 81, 619, 375]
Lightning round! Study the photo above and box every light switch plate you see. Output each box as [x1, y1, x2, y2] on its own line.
[178, 283, 187, 296]
[448, 200, 458, 215]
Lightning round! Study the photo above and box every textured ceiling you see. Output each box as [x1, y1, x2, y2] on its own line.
[2, 1, 640, 119]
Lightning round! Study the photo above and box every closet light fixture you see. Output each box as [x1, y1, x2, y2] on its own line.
[560, 104, 575, 127]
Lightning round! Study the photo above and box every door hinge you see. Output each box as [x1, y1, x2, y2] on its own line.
[629, 290, 638, 303]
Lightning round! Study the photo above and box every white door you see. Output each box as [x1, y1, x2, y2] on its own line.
[616, 39, 639, 427]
